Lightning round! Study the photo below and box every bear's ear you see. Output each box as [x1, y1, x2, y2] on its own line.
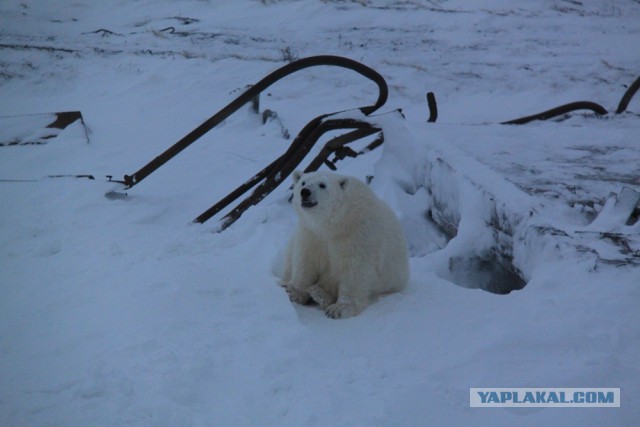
[292, 170, 303, 184]
[339, 178, 348, 190]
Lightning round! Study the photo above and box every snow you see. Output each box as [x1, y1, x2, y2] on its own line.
[1, 0, 639, 425]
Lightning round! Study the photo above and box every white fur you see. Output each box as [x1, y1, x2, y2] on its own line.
[281, 170, 409, 319]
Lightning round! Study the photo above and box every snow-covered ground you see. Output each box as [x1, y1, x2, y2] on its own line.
[1, 1, 639, 425]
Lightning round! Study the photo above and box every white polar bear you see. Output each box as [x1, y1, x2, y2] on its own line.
[281, 170, 409, 319]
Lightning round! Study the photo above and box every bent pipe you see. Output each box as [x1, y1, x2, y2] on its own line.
[501, 101, 608, 125]
[616, 75, 640, 114]
[309, 109, 404, 171]
[305, 127, 382, 172]
[201, 109, 402, 228]
[501, 75, 639, 124]
[196, 125, 382, 226]
[122, 55, 388, 188]
[193, 113, 329, 225]
[218, 119, 381, 230]
[196, 115, 381, 228]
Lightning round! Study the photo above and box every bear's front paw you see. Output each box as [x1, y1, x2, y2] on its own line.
[325, 302, 360, 319]
[282, 284, 310, 305]
[308, 285, 334, 310]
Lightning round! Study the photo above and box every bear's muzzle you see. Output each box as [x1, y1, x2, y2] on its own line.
[300, 188, 317, 208]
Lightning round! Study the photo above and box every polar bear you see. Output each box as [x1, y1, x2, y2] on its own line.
[281, 170, 409, 319]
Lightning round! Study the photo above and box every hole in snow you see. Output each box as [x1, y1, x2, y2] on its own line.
[448, 255, 527, 295]
[400, 185, 527, 295]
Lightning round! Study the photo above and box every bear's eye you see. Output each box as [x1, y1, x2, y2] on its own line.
[319, 183, 326, 189]
[301, 181, 306, 186]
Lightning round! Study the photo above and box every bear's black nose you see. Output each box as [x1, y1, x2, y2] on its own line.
[300, 188, 311, 200]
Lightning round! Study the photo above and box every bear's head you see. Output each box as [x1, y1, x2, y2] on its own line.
[290, 170, 350, 227]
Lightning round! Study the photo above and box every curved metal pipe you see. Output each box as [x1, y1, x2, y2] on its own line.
[501, 101, 608, 125]
[616, 76, 640, 114]
[123, 55, 388, 188]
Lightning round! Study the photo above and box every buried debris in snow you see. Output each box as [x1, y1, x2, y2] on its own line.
[116, 55, 391, 229]
[0, 111, 88, 147]
[1, 57, 637, 293]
